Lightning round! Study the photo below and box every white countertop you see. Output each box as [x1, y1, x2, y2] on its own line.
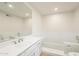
[0, 35, 42, 56]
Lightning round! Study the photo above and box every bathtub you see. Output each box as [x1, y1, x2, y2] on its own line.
[42, 41, 79, 56]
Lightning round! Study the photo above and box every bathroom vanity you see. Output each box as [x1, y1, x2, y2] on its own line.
[0, 35, 42, 56]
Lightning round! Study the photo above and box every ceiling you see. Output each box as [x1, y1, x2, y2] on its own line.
[0, 2, 32, 19]
[29, 2, 79, 16]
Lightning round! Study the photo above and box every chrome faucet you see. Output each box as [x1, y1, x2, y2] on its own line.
[18, 38, 23, 43]
[12, 38, 23, 44]
[17, 32, 21, 37]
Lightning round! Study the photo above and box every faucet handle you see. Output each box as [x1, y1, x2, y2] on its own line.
[18, 38, 23, 43]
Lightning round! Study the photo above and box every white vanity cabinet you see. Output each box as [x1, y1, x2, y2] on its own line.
[0, 35, 42, 56]
[18, 40, 42, 56]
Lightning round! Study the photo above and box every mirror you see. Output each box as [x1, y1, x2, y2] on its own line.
[0, 2, 32, 43]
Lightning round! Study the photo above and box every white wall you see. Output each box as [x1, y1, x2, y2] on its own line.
[42, 9, 79, 50]
[32, 9, 42, 36]
[73, 8, 79, 32]
[0, 12, 32, 41]
[26, 3, 43, 36]
[23, 18, 32, 34]
[42, 12, 74, 32]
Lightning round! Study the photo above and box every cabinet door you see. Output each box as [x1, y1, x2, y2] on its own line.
[27, 41, 41, 56]
[19, 40, 41, 56]
[35, 42, 41, 56]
